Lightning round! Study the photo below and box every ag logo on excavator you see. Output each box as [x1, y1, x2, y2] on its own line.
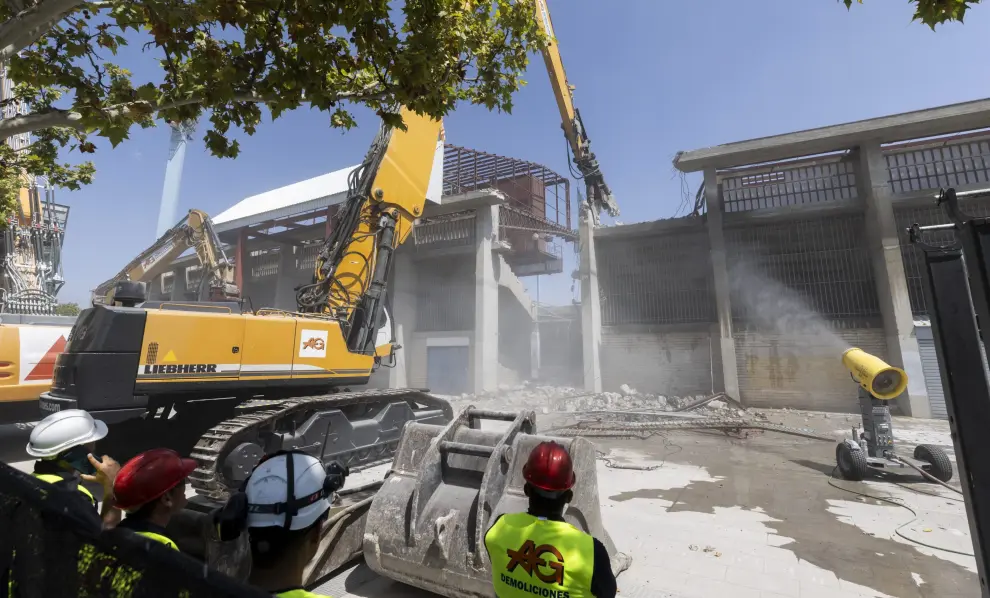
[303, 337, 325, 351]
[506, 539, 565, 586]
[298, 329, 329, 359]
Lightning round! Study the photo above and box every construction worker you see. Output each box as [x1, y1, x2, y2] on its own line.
[214, 450, 348, 598]
[25, 409, 121, 528]
[111, 448, 197, 549]
[484, 441, 617, 598]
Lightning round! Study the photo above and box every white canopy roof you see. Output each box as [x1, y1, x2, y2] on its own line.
[213, 139, 445, 233]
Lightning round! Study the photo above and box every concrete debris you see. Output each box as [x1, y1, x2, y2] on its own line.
[618, 383, 638, 396]
[441, 384, 733, 419]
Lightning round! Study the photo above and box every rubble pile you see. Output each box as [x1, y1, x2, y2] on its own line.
[439, 383, 743, 419]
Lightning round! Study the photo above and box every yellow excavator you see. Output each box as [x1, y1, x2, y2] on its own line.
[39, 1, 626, 594]
[90, 208, 239, 306]
[41, 0, 616, 478]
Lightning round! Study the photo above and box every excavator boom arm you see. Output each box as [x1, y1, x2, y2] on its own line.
[295, 110, 444, 356]
[533, 0, 619, 220]
[92, 209, 238, 303]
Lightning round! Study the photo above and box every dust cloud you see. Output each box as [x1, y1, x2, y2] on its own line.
[728, 257, 850, 352]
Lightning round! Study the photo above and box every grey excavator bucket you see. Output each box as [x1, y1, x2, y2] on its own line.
[363, 406, 630, 597]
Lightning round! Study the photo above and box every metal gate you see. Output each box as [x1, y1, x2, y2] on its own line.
[426, 345, 469, 395]
[916, 326, 947, 420]
[916, 323, 990, 420]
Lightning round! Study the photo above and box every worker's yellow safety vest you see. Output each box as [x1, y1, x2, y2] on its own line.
[484, 513, 594, 598]
[134, 531, 178, 550]
[8, 473, 98, 598]
[32, 472, 97, 506]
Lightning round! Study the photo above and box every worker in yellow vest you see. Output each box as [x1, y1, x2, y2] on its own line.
[213, 450, 349, 598]
[484, 441, 617, 598]
[25, 409, 121, 528]
[111, 448, 197, 550]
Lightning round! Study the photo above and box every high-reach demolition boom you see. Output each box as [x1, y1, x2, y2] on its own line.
[90, 209, 240, 306]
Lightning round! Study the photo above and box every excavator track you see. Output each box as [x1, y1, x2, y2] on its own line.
[188, 388, 453, 502]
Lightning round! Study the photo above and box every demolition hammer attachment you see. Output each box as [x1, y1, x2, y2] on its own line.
[363, 406, 629, 598]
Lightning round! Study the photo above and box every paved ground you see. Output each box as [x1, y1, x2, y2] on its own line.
[2, 407, 978, 598]
[312, 408, 977, 598]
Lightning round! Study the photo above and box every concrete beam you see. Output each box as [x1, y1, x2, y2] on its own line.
[674, 98, 990, 172]
[722, 199, 863, 226]
[705, 168, 741, 401]
[594, 216, 705, 240]
[857, 142, 931, 418]
[579, 209, 602, 393]
[473, 203, 499, 393]
[424, 188, 506, 218]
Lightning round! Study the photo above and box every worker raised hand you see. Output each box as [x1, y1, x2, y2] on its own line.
[81, 453, 121, 492]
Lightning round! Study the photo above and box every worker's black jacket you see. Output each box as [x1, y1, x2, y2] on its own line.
[485, 511, 617, 598]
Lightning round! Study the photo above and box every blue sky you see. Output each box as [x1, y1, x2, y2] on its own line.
[53, 0, 990, 306]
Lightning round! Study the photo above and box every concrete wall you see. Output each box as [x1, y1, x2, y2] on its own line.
[601, 324, 715, 396]
[734, 327, 887, 412]
[498, 286, 533, 386]
[415, 255, 475, 332]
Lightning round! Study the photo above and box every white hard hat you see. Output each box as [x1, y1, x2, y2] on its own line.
[26, 409, 108, 459]
[245, 452, 332, 531]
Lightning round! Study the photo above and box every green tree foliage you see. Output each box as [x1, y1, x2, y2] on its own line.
[841, 0, 982, 28]
[55, 301, 80, 315]
[0, 0, 546, 219]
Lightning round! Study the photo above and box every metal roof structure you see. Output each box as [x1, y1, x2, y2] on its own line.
[442, 144, 568, 195]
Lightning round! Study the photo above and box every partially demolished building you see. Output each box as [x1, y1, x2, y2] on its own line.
[149, 145, 575, 395]
[579, 99, 990, 418]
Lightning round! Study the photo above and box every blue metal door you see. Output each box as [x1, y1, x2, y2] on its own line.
[426, 346, 469, 395]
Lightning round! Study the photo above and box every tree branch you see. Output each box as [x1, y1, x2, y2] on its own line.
[0, 86, 389, 138]
[0, 0, 85, 62]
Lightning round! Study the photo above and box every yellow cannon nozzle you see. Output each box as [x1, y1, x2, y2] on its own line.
[841, 347, 908, 400]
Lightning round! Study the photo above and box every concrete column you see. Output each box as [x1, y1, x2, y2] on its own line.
[531, 320, 542, 381]
[473, 204, 499, 393]
[705, 167, 741, 401]
[272, 245, 298, 311]
[858, 142, 930, 418]
[234, 228, 247, 292]
[168, 266, 186, 301]
[389, 250, 417, 389]
[579, 207, 602, 393]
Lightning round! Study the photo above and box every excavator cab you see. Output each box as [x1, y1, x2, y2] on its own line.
[110, 281, 148, 308]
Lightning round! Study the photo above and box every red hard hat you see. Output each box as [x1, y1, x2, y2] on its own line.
[522, 441, 575, 493]
[113, 448, 197, 511]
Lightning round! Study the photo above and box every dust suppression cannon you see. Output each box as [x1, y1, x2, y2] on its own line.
[835, 348, 952, 483]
